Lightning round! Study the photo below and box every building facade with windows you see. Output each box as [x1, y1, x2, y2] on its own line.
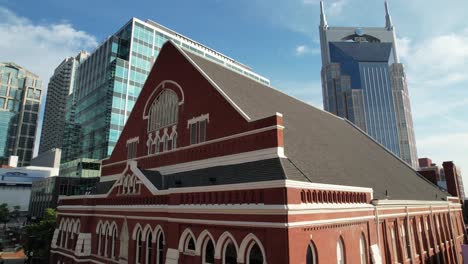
[0, 63, 42, 167]
[39, 52, 89, 154]
[61, 17, 270, 163]
[51, 42, 465, 264]
[319, 2, 418, 168]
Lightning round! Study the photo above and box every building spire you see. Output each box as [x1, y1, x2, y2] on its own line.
[320, 1, 328, 28]
[385, 1, 393, 29]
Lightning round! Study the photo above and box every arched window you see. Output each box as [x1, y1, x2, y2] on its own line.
[111, 225, 118, 259]
[203, 238, 215, 264]
[337, 237, 345, 264]
[224, 241, 237, 264]
[148, 89, 178, 132]
[146, 231, 153, 264]
[171, 132, 177, 150]
[306, 242, 317, 264]
[359, 234, 367, 264]
[185, 236, 196, 253]
[248, 243, 264, 264]
[156, 231, 164, 264]
[136, 229, 143, 264]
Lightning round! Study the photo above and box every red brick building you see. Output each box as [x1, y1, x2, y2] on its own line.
[51, 42, 465, 264]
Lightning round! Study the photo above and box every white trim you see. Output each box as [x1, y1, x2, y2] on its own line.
[173, 42, 251, 121]
[238, 233, 266, 264]
[178, 228, 196, 253]
[101, 125, 285, 169]
[195, 230, 216, 256]
[132, 223, 143, 240]
[187, 113, 210, 128]
[142, 80, 185, 120]
[126, 137, 139, 144]
[215, 231, 239, 259]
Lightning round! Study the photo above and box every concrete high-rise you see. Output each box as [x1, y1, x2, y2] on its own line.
[0, 63, 42, 166]
[319, 1, 418, 168]
[39, 51, 89, 154]
[61, 18, 270, 162]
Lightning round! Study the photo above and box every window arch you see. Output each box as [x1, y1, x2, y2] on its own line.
[306, 242, 317, 264]
[146, 231, 153, 264]
[223, 239, 237, 264]
[136, 228, 143, 264]
[111, 224, 118, 259]
[359, 233, 367, 264]
[337, 237, 345, 264]
[155, 228, 165, 264]
[203, 238, 215, 264]
[148, 89, 178, 132]
[185, 235, 196, 253]
[247, 243, 264, 264]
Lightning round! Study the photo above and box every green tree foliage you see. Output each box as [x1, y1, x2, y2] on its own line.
[0, 203, 9, 228]
[23, 208, 57, 261]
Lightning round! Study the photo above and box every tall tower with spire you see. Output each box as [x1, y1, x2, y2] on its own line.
[319, 1, 418, 169]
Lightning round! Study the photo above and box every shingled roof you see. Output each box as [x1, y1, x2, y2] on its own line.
[170, 42, 448, 201]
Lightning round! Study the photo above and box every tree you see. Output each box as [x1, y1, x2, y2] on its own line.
[23, 208, 57, 262]
[0, 203, 9, 229]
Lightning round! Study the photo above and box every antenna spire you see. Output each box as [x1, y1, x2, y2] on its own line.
[385, 1, 393, 29]
[320, 1, 328, 28]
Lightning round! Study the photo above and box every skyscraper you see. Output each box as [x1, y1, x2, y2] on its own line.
[61, 17, 270, 162]
[39, 51, 88, 154]
[0, 63, 42, 166]
[319, 1, 418, 168]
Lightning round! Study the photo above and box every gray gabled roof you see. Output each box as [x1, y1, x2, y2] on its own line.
[176, 43, 447, 201]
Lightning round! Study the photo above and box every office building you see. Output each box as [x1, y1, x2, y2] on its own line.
[61, 18, 270, 163]
[418, 158, 465, 201]
[39, 52, 89, 154]
[0, 63, 42, 167]
[319, 2, 418, 168]
[51, 41, 464, 264]
[29, 176, 99, 220]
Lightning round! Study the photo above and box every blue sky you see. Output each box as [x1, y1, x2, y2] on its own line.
[1, 0, 467, 188]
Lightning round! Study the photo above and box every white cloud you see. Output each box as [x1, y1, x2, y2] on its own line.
[0, 7, 98, 83]
[295, 45, 319, 56]
[0, 7, 98, 157]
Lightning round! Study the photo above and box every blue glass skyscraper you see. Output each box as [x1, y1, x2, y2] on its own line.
[319, 1, 418, 168]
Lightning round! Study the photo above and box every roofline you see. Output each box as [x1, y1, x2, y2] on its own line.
[172, 41, 252, 121]
[343, 119, 449, 196]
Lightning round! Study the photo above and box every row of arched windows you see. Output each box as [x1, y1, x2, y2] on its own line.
[133, 224, 165, 264]
[306, 234, 367, 264]
[147, 127, 177, 154]
[178, 229, 266, 264]
[300, 190, 367, 204]
[119, 174, 140, 195]
[96, 221, 119, 258]
[56, 218, 80, 250]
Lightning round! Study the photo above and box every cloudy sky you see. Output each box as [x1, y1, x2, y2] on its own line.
[1, 0, 467, 189]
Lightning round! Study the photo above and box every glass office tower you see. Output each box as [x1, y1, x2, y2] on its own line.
[0, 63, 42, 166]
[39, 52, 88, 154]
[319, 2, 418, 168]
[62, 18, 270, 162]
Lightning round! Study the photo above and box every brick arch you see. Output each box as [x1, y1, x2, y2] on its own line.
[214, 231, 239, 259]
[178, 228, 196, 252]
[195, 229, 215, 256]
[238, 233, 266, 264]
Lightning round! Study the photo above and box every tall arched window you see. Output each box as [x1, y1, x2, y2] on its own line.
[146, 232, 153, 264]
[156, 231, 164, 264]
[224, 240, 237, 264]
[359, 234, 367, 264]
[248, 243, 264, 264]
[337, 237, 345, 264]
[203, 238, 215, 264]
[111, 226, 118, 259]
[148, 89, 178, 132]
[136, 229, 143, 264]
[306, 242, 317, 264]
